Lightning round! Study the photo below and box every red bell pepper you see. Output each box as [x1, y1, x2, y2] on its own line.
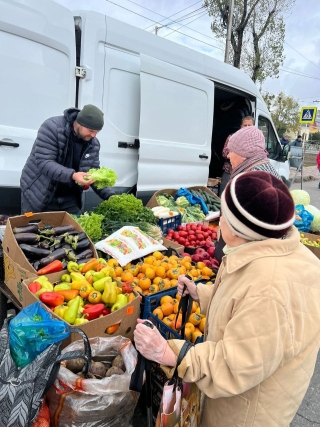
[102, 307, 111, 316]
[122, 281, 133, 294]
[83, 303, 105, 320]
[28, 282, 42, 294]
[39, 292, 64, 307]
[37, 260, 63, 276]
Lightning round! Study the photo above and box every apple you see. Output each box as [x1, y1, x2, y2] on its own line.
[195, 248, 205, 254]
[207, 247, 215, 257]
[181, 252, 191, 257]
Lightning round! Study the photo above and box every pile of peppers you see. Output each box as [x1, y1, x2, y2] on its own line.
[27, 257, 135, 326]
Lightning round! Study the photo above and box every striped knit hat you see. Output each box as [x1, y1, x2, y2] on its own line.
[227, 126, 266, 158]
[221, 171, 295, 240]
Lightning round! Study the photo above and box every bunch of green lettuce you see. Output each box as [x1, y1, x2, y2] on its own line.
[95, 194, 157, 224]
[86, 167, 118, 189]
[74, 212, 104, 242]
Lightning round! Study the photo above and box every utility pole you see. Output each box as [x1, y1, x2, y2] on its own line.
[224, 0, 234, 63]
[155, 26, 159, 35]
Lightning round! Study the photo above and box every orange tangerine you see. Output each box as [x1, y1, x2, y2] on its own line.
[152, 260, 162, 267]
[170, 279, 178, 287]
[196, 262, 206, 270]
[199, 317, 206, 333]
[145, 267, 156, 280]
[168, 255, 179, 264]
[173, 302, 179, 314]
[160, 295, 174, 305]
[153, 277, 163, 285]
[191, 330, 203, 343]
[144, 256, 156, 265]
[181, 255, 192, 263]
[139, 276, 151, 290]
[141, 263, 153, 274]
[162, 317, 172, 327]
[161, 262, 171, 272]
[153, 251, 164, 260]
[155, 266, 166, 278]
[191, 301, 199, 313]
[185, 328, 193, 341]
[202, 267, 213, 277]
[175, 293, 181, 301]
[153, 307, 164, 320]
[190, 268, 200, 278]
[161, 302, 174, 316]
[185, 322, 195, 333]
[188, 313, 202, 326]
[121, 271, 134, 283]
[149, 284, 159, 294]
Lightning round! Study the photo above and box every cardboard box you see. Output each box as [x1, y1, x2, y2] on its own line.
[300, 232, 320, 259]
[146, 186, 220, 209]
[162, 237, 184, 254]
[23, 272, 140, 345]
[2, 211, 98, 303]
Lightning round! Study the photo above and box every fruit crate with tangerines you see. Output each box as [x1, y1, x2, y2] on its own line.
[141, 281, 213, 344]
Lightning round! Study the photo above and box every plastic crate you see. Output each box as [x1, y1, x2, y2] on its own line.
[158, 214, 181, 234]
[141, 287, 178, 320]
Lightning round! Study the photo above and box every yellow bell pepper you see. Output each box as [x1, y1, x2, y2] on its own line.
[71, 280, 90, 290]
[64, 296, 81, 325]
[74, 317, 89, 325]
[54, 304, 68, 319]
[79, 284, 94, 299]
[102, 282, 117, 305]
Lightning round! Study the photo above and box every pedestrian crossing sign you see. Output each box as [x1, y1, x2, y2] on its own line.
[299, 106, 317, 124]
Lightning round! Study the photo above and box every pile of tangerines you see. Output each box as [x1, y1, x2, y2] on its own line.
[106, 251, 215, 295]
[152, 294, 208, 343]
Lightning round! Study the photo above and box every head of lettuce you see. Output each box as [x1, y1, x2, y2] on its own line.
[85, 167, 118, 190]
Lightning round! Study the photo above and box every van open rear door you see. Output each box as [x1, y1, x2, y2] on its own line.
[0, 0, 75, 214]
[137, 54, 214, 202]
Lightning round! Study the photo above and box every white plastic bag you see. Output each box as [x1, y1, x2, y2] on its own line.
[47, 336, 139, 427]
[95, 226, 166, 266]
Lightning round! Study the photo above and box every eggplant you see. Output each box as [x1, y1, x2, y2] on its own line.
[38, 248, 69, 267]
[77, 232, 87, 241]
[13, 224, 39, 234]
[33, 261, 40, 270]
[19, 244, 51, 259]
[39, 240, 51, 250]
[74, 249, 93, 261]
[72, 238, 90, 251]
[15, 233, 41, 244]
[77, 257, 95, 265]
[39, 225, 75, 236]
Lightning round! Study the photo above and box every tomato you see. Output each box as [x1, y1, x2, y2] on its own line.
[184, 241, 190, 247]
[191, 225, 197, 231]
[188, 230, 195, 235]
[179, 237, 186, 245]
[201, 225, 208, 231]
[180, 231, 188, 238]
[173, 232, 180, 239]
[199, 240, 206, 246]
[203, 232, 209, 238]
[167, 228, 174, 235]
[166, 235, 172, 240]
[196, 233, 204, 240]
[177, 225, 184, 231]
[189, 235, 196, 241]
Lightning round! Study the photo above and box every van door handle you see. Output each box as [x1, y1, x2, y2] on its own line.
[0, 139, 19, 148]
[118, 139, 140, 149]
[199, 154, 208, 159]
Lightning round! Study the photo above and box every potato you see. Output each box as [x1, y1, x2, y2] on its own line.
[66, 358, 85, 373]
[111, 354, 126, 372]
[89, 361, 106, 378]
[105, 366, 124, 377]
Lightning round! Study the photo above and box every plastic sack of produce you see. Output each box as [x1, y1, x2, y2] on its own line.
[9, 301, 70, 368]
[47, 336, 138, 427]
[95, 225, 166, 266]
[294, 204, 314, 232]
[174, 188, 209, 214]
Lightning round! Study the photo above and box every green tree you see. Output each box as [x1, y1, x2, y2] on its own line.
[203, 0, 294, 83]
[309, 132, 320, 142]
[262, 91, 300, 135]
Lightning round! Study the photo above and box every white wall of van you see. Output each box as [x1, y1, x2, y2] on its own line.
[0, 0, 289, 214]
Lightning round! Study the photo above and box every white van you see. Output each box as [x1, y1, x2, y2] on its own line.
[0, 0, 289, 214]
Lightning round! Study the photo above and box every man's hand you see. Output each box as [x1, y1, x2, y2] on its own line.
[72, 172, 95, 186]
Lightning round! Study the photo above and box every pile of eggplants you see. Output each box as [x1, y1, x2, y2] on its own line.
[12, 224, 93, 271]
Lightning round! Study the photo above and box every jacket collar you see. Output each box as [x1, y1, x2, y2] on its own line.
[223, 227, 300, 273]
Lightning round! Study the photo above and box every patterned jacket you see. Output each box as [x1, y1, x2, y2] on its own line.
[20, 108, 114, 212]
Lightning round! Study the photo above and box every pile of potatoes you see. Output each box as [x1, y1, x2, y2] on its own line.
[66, 354, 126, 379]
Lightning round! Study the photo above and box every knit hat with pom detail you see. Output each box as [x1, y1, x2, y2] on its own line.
[227, 126, 266, 158]
[221, 171, 295, 240]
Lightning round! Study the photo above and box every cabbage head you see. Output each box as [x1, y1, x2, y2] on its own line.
[305, 205, 320, 232]
[290, 189, 310, 206]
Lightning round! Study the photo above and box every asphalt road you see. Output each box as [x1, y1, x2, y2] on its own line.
[131, 176, 320, 427]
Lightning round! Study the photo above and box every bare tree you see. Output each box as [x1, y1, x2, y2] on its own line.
[204, 0, 294, 83]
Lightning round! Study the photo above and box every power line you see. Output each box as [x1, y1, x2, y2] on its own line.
[144, 0, 203, 30]
[105, 0, 224, 52]
[284, 41, 320, 71]
[163, 12, 208, 38]
[280, 67, 320, 81]
[281, 66, 320, 80]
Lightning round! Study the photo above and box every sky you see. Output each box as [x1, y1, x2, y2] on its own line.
[53, 0, 320, 108]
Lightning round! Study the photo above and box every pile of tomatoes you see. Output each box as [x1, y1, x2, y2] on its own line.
[165, 223, 217, 248]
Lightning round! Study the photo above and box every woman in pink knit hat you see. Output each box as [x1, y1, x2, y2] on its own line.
[227, 126, 281, 180]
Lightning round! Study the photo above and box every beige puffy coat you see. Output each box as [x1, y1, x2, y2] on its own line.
[167, 227, 320, 427]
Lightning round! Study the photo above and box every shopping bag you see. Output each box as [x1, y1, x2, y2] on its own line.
[155, 342, 201, 427]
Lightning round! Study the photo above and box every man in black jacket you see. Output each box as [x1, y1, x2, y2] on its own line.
[20, 105, 115, 214]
